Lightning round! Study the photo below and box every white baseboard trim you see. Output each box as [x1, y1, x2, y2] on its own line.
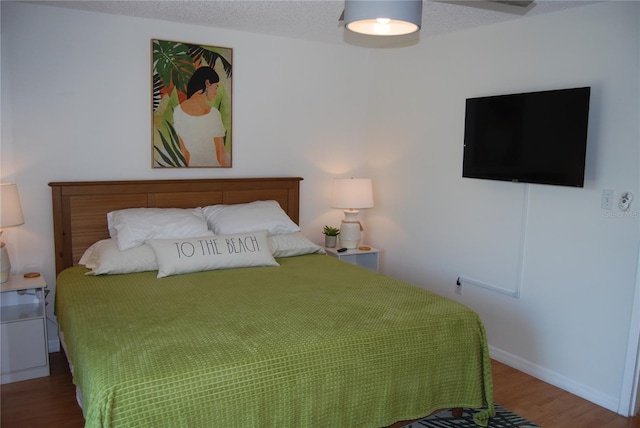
[48, 338, 61, 353]
[489, 345, 620, 414]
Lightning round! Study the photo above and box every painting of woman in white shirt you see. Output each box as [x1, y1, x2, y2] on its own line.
[173, 67, 230, 167]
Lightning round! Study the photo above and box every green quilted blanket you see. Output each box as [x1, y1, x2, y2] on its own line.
[55, 254, 494, 427]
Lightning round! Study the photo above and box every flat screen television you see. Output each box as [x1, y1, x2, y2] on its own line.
[462, 87, 591, 187]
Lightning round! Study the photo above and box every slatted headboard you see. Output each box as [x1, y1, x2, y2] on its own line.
[49, 177, 303, 275]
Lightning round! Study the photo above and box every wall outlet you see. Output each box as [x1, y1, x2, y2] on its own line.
[455, 278, 463, 295]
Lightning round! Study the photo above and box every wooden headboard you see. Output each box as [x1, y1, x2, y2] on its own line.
[49, 177, 303, 275]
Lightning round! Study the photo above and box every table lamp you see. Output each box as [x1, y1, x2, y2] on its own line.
[1, 183, 25, 283]
[331, 178, 374, 249]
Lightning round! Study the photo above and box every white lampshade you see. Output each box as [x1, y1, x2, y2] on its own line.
[344, 0, 423, 36]
[1, 183, 25, 230]
[331, 178, 374, 210]
[331, 178, 374, 249]
[1, 183, 25, 283]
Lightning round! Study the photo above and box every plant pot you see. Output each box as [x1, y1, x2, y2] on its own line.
[324, 235, 337, 248]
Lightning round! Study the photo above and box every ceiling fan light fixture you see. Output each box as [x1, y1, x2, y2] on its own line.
[344, 0, 423, 36]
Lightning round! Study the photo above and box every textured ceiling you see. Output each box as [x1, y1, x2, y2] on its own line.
[23, 0, 595, 46]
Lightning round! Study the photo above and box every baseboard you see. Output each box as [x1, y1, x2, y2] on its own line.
[48, 338, 61, 353]
[47, 317, 61, 353]
[489, 345, 620, 414]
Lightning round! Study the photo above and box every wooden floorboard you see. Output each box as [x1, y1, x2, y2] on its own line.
[1, 352, 84, 427]
[491, 360, 640, 428]
[1, 352, 638, 427]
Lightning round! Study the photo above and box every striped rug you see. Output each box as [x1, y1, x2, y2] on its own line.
[402, 404, 539, 428]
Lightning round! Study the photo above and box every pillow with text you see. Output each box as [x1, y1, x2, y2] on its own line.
[149, 230, 279, 278]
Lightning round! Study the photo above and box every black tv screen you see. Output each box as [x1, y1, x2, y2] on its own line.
[462, 87, 590, 187]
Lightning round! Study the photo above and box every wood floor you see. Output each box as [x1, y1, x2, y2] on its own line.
[1, 352, 639, 427]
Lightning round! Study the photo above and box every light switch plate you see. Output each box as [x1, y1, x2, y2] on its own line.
[601, 189, 614, 210]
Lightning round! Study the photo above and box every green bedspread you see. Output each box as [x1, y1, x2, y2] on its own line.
[55, 254, 494, 428]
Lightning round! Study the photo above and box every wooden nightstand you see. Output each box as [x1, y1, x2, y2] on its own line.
[1, 274, 50, 383]
[324, 246, 380, 272]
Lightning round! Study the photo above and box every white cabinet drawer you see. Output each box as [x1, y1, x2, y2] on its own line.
[1, 318, 47, 374]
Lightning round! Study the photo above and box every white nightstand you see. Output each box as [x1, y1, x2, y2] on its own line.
[1, 274, 50, 383]
[324, 246, 380, 272]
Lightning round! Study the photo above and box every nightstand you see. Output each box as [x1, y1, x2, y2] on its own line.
[325, 246, 380, 272]
[1, 274, 50, 383]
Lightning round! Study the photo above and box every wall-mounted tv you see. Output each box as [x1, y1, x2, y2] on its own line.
[462, 87, 591, 187]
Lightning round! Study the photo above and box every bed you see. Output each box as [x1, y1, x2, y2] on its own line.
[50, 177, 494, 428]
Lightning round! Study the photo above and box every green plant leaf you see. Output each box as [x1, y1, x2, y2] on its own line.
[153, 40, 196, 94]
[189, 45, 232, 78]
[154, 119, 186, 167]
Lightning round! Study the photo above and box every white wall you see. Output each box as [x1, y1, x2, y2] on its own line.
[365, 1, 639, 413]
[1, 2, 370, 347]
[2, 0, 639, 417]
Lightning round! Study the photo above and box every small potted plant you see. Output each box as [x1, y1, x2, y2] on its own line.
[323, 225, 340, 248]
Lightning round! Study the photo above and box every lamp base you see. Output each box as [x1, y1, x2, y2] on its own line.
[339, 210, 362, 249]
[0, 243, 11, 284]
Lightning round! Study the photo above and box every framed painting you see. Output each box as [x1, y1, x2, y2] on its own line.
[152, 39, 232, 168]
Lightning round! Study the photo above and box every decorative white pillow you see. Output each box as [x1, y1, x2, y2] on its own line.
[203, 200, 300, 236]
[107, 207, 212, 251]
[268, 232, 325, 258]
[79, 239, 158, 275]
[149, 231, 279, 278]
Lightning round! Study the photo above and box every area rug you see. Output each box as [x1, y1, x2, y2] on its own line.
[402, 404, 539, 427]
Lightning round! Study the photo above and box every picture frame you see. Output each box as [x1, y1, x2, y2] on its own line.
[152, 39, 233, 168]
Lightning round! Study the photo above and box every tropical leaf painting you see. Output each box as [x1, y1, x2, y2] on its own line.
[152, 39, 232, 168]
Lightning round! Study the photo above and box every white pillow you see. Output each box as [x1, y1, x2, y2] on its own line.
[107, 207, 212, 251]
[149, 231, 279, 278]
[203, 200, 300, 236]
[79, 239, 158, 275]
[268, 232, 325, 258]
[78, 242, 97, 266]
